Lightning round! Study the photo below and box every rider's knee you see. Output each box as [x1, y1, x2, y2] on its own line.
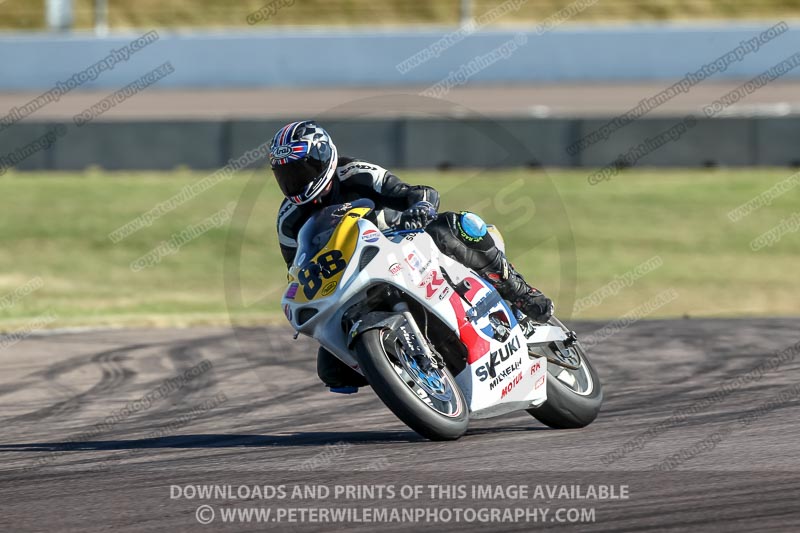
[458, 212, 487, 240]
[453, 212, 496, 253]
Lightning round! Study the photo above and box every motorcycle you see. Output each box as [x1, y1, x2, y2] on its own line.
[281, 199, 603, 440]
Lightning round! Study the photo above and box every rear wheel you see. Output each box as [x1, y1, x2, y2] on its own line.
[354, 327, 469, 441]
[526, 317, 603, 428]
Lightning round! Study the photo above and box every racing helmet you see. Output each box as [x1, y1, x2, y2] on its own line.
[269, 120, 338, 205]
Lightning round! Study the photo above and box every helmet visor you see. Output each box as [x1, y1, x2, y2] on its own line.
[273, 158, 325, 198]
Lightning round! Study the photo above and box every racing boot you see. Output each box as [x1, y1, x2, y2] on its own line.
[317, 347, 369, 394]
[477, 253, 554, 324]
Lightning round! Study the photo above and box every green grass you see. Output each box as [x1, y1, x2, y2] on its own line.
[3, 0, 800, 30]
[0, 168, 798, 330]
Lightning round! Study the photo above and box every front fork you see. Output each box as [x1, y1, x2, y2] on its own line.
[392, 301, 444, 370]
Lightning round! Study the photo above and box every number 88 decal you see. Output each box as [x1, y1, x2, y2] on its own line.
[297, 250, 347, 299]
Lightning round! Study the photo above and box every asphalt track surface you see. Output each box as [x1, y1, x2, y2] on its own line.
[4, 82, 800, 120]
[1, 318, 799, 532]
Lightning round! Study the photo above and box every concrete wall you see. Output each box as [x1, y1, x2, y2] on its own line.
[2, 23, 800, 89]
[2, 116, 799, 172]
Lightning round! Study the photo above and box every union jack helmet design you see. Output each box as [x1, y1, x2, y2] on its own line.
[270, 120, 338, 205]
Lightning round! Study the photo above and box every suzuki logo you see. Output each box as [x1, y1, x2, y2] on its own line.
[419, 270, 445, 299]
[475, 335, 522, 382]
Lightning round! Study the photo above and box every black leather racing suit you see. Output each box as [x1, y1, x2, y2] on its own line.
[277, 157, 437, 265]
[277, 157, 551, 389]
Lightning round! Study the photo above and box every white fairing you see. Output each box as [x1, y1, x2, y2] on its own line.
[282, 217, 561, 419]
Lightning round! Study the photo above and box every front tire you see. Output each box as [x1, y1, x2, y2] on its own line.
[355, 328, 469, 441]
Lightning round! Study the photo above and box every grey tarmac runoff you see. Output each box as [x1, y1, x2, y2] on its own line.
[1, 318, 799, 531]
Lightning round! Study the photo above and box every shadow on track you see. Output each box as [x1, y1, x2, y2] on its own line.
[0, 431, 422, 451]
[0, 425, 547, 452]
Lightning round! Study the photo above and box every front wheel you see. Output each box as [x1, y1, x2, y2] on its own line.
[354, 327, 469, 441]
[527, 317, 603, 429]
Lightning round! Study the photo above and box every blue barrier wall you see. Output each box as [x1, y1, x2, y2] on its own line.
[2, 23, 800, 89]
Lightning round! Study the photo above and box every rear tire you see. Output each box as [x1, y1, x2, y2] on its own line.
[527, 319, 603, 429]
[355, 328, 469, 441]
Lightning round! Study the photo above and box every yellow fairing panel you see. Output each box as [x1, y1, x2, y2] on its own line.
[287, 206, 370, 303]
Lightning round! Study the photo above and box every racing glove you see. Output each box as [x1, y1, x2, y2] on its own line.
[399, 201, 437, 230]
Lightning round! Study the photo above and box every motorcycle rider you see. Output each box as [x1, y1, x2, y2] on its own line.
[271, 120, 553, 392]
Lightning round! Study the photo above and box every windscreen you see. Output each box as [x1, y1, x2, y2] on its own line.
[294, 199, 374, 267]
